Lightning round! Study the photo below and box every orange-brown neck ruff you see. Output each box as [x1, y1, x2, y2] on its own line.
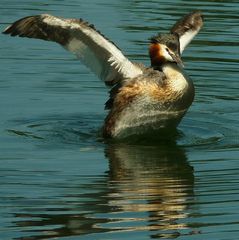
[149, 43, 165, 67]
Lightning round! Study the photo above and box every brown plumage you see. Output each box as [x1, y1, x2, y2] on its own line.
[2, 11, 203, 138]
[171, 10, 203, 37]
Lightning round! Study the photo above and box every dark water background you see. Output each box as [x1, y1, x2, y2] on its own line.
[1, 0, 239, 239]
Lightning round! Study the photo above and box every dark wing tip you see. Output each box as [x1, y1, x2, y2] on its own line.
[2, 26, 10, 34]
[189, 10, 203, 24]
[3, 24, 21, 36]
[190, 10, 202, 15]
[182, 10, 203, 21]
[2, 16, 39, 37]
[1, 15, 70, 45]
[171, 10, 203, 36]
[2, 23, 17, 35]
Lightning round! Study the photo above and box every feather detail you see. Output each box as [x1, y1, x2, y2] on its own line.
[3, 14, 143, 85]
[170, 10, 203, 53]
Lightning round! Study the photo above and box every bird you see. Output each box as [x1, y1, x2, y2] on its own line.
[2, 11, 203, 139]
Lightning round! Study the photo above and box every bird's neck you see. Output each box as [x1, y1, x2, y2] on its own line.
[162, 63, 189, 92]
[149, 43, 191, 92]
[149, 43, 165, 67]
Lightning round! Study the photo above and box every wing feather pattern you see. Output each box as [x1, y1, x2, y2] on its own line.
[170, 11, 203, 54]
[3, 14, 143, 85]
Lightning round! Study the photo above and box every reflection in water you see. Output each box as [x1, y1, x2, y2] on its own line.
[106, 143, 194, 238]
[1, 0, 239, 238]
[13, 142, 195, 239]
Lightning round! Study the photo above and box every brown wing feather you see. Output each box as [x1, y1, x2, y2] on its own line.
[170, 10, 203, 53]
[3, 14, 143, 85]
[171, 10, 203, 37]
[3, 15, 70, 45]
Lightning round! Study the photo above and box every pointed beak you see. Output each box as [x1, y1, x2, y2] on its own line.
[170, 52, 184, 68]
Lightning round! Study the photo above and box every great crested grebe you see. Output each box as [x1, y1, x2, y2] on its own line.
[3, 11, 203, 138]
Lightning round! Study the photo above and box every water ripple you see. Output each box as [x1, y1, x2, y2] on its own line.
[1, 0, 239, 239]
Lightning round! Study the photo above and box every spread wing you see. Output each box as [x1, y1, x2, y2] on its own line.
[3, 14, 143, 85]
[170, 10, 203, 54]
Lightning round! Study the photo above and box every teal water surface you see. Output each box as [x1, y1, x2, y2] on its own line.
[1, 0, 239, 239]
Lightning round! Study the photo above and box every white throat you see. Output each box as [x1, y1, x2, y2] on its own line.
[162, 63, 189, 92]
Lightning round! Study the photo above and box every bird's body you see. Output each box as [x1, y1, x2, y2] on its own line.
[3, 11, 203, 138]
[103, 64, 194, 138]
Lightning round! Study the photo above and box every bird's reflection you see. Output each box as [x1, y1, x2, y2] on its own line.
[13, 141, 194, 239]
[105, 142, 194, 238]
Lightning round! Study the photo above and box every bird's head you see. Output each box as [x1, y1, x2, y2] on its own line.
[149, 33, 183, 68]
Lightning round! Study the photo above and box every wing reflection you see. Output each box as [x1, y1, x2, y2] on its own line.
[12, 143, 194, 239]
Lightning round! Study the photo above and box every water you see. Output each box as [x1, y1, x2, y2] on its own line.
[0, 0, 239, 239]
